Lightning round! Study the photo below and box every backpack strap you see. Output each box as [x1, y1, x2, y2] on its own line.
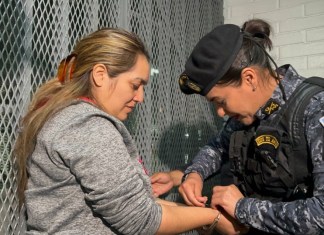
[305, 76, 324, 87]
[281, 77, 324, 191]
[285, 77, 324, 146]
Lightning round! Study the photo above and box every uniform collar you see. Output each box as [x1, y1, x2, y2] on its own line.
[254, 64, 304, 120]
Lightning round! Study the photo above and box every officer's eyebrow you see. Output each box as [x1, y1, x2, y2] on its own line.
[207, 96, 222, 103]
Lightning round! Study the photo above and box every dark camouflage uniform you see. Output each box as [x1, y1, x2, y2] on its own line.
[184, 65, 324, 234]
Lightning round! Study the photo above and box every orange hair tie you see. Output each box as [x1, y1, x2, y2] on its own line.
[57, 53, 77, 83]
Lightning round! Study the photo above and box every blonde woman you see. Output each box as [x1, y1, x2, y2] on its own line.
[14, 28, 245, 235]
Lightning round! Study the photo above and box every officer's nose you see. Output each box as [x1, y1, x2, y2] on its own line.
[215, 106, 226, 118]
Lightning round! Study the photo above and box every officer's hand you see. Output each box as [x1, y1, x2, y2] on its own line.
[151, 172, 174, 197]
[210, 184, 244, 218]
[178, 172, 207, 207]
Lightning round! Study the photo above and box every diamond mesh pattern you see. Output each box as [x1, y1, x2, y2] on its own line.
[0, 0, 224, 234]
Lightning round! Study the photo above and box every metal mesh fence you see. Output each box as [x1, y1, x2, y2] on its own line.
[0, 0, 224, 234]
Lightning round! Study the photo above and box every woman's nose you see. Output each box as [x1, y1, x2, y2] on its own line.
[133, 86, 144, 103]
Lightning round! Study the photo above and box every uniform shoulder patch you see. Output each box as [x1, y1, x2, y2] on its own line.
[320, 116, 324, 127]
[261, 99, 280, 116]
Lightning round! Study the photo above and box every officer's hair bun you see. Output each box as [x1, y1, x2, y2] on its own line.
[241, 18, 273, 51]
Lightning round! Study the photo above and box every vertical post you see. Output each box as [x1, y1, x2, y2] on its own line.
[89, 0, 99, 30]
[118, 0, 129, 30]
[21, 0, 33, 116]
[54, 0, 70, 59]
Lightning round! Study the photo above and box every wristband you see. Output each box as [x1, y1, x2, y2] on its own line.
[181, 171, 201, 183]
[181, 173, 189, 183]
[202, 211, 221, 231]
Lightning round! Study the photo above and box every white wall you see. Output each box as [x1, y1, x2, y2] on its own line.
[223, 0, 324, 77]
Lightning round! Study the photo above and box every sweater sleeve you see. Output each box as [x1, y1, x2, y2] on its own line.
[52, 114, 162, 235]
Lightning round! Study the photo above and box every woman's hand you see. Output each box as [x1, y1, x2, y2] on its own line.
[210, 184, 244, 218]
[151, 172, 174, 197]
[178, 172, 208, 207]
[151, 170, 184, 197]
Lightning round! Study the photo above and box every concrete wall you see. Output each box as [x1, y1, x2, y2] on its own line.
[223, 0, 324, 77]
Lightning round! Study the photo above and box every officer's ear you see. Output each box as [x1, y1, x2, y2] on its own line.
[241, 67, 258, 92]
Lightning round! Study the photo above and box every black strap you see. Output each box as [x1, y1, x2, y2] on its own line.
[289, 78, 324, 183]
[289, 77, 324, 147]
[229, 130, 248, 194]
[229, 131, 244, 179]
[280, 77, 324, 188]
[305, 76, 324, 87]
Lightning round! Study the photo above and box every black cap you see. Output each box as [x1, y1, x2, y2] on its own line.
[179, 24, 243, 95]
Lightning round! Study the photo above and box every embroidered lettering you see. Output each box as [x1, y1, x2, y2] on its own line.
[255, 135, 279, 149]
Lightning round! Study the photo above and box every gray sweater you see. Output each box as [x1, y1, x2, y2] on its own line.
[25, 101, 162, 234]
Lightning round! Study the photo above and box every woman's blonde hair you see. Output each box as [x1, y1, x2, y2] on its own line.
[13, 28, 149, 207]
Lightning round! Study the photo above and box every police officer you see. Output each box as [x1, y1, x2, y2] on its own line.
[151, 19, 324, 234]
